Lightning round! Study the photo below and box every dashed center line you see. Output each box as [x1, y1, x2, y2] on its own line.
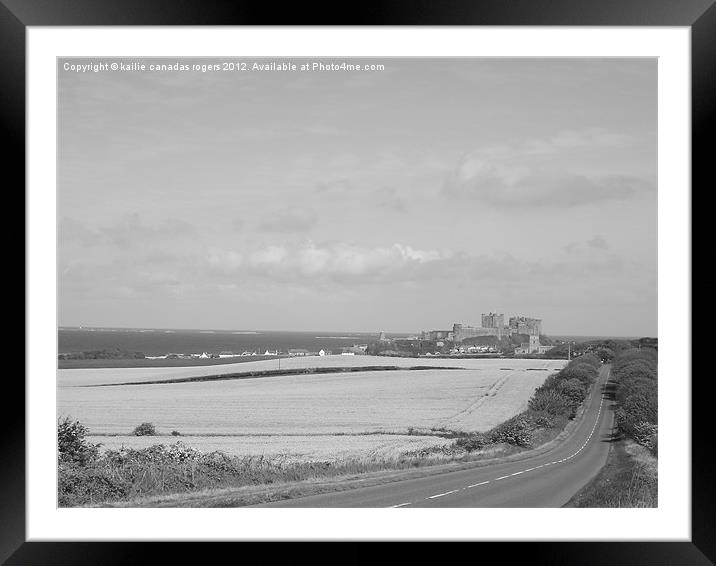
[427, 489, 459, 499]
[387, 369, 610, 508]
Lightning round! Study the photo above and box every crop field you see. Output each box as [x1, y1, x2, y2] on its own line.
[57, 355, 563, 387]
[58, 358, 565, 460]
[85, 434, 454, 462]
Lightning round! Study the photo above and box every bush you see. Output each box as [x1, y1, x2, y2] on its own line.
[132, 422, 157, 436]
[596, 347, 615, 363]
[632, 422, 658, 450]
[454, 433, 489, 452]
[557, 378, 587, 406]
[530, 411, 556, 428]
[58, 462, 131, 506]
[529, 389, 573, 416]
[58, 417, 99, 465]
[539, 373, 563, 391]
[560, 364, 598, 385]
[611, 349, 658, 444]
[490, 416, 533, 447]
[576, 353, 602, 369]
[171, 430, 182, 436]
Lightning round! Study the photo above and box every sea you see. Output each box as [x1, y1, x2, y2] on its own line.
[58, 327, 408, 357]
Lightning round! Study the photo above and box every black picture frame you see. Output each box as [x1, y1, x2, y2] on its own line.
[7, 1, 708, 563]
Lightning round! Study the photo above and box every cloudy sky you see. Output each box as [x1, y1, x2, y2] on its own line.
[58, 58, 657, 336]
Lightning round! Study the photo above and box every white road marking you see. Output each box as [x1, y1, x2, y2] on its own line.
[467, 481, 490, 488]
[428, 489, 459, 499]
[389, 502, 412, 508]
[494, 475, 510, 481]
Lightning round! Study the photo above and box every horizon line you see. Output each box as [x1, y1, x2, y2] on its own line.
[57, 325, 654, 340]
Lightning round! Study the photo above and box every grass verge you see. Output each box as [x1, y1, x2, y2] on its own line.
[563, 438, 657, 507]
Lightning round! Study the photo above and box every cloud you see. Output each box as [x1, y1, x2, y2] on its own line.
[443, 151, 653, 208]
[563, 236, 610, 255]
[206, 241, 453, 284]
[315, 178, 353, 194]
[59, 214, 196, 249]
[201, 240, 639, 294]
[256, 209, 317, 233]
[524, 128, 635, 155]
[376, 187, 408, 213]
[586, 235, 609, 250]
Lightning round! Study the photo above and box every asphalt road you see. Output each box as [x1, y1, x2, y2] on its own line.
[255, 364, 615, 508]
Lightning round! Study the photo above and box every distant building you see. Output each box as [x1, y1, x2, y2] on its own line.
[515, 334, 553, 355]
[508, 316, 542, 336]
[343, 345, 366, 355]
[288, 349, 310, 357]
[420, 329, 452, 341]
[319, 349, 326, 356]
[481, 312, 505, 330]
[453, 323, 502, 342]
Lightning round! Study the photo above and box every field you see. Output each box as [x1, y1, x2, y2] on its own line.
[84, 434, 455, 463]
[58, 356, 565, 461]
[58, 354, 562, 386]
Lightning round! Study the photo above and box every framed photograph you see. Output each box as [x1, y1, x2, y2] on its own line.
[9, 0, 707, 562]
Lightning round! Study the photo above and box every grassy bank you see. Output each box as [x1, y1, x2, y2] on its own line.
[563, 439, 657, 507]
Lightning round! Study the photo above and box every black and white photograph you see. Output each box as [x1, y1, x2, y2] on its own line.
[55, 56, 660, 510]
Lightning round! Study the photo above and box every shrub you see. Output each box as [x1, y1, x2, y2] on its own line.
[132, 422, 157, 436]
[540, 373, 563, 390]
[560, 364, 597, 386]
[611, 348, 658, 443]
[614, 360, 656, 381]
[489, 415, 533, 447]
[576, 353, 602, 369]
[454, 433, 489, 452]
[596, 347, 615, 363]
[58, 461, 131, 506]
[58, 417, 99, 465]
[529, 389, 573, 416]
[171, 430, 182, 436]
[632, 422, 658, 450]
[530, 411, 556, 428]
[557, 378, 587, 406]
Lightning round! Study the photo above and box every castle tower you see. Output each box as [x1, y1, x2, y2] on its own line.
[529, 334, 541, 353]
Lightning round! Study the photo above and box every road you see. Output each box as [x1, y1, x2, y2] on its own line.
[254, 364, 615, 507]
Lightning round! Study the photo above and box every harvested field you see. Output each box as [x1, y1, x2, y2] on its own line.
[58, 355, 564, 387]
[85, 434, 453, 462]
[58, 358, 566, 463]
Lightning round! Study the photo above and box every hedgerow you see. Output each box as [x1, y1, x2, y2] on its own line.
[456, 356, 601, 454]
[612, 348, 657, 454]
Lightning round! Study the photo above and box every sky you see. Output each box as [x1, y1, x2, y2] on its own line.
[58, 58, 657, 336]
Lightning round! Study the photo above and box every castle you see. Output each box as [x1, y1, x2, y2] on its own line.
[421, 313, 545, 345]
